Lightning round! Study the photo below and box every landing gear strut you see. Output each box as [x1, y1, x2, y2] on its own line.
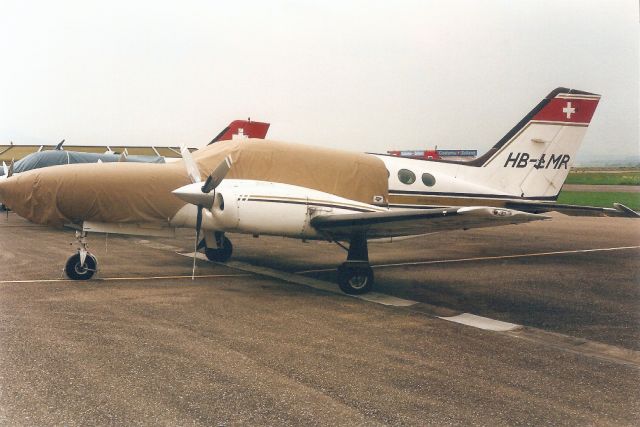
[65, 230, 98, 280]
[199, 231, 233, 262]
[337, 233, 373, 294]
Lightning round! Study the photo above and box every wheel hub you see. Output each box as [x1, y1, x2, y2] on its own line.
[348, 273, 369, 289]
[74, 262, 89, 275]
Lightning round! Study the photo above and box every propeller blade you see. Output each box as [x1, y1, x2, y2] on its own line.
[180, 144, 202, 184]
[202, 156, 233, 193]
[191, 204, 203, 280]
[55, 139, 65, 150]
[118, 152, 127, 162]
[7, 159, 14, 178]
[2, 161, 7, 176]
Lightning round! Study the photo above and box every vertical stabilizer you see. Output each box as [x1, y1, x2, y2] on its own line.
[208, 119, 270, 145]
[468, 88, 601, 199]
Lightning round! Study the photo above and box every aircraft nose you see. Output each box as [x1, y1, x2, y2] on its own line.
[0, 172, 51, 223]
[0, 176, 17, 207]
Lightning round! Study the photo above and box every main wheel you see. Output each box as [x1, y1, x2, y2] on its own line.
[204, 236, 233, 262]
[65, 253, 97, 280]
[337, 263, 374, 294]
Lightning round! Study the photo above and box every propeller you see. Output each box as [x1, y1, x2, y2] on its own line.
[176, 145, 233, 279]
[191, 196, 204, 279]
[55, 139, 65, 150]
[7, 159, 14, 178]
[1, 161, 7, 177]
[202, 156, 233, 193]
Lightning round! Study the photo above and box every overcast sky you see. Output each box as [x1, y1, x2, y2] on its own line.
[0, 0, 637, 163]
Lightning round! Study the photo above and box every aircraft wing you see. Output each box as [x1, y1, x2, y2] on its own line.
[310, 206, 547, 240]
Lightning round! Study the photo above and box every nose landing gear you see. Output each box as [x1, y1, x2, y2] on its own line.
[64, 230, 98, 280]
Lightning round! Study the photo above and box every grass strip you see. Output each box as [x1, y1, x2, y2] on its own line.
[557, 191, 640, 210]
[566, 172, 640, 186]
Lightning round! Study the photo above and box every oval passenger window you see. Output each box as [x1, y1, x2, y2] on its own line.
[422, 173, 436, 187]
[398, 169, 416, 185]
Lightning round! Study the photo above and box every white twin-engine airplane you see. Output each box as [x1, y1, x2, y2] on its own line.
[0, 88, 636, 294]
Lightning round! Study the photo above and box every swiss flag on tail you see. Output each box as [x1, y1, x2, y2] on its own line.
[209, 119, 270, 145]
[532, 93, 600, 124]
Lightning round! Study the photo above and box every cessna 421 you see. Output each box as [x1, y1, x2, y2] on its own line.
[0, 88, 637, 294]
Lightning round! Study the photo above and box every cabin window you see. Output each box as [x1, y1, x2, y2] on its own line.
[421, 173, 436, 187]
[398, 169, 416, 185]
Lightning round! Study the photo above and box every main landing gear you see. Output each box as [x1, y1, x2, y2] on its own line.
[337, 233, 374, 294]
[199, 231, 233, 262]
[65, 231, 98, 280]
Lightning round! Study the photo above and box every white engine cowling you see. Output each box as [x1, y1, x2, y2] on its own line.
[209, 186, 312, 238]
[210, 190, 240, 231]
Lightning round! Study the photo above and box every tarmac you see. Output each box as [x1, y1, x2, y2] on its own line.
[0, 212, 638, 425]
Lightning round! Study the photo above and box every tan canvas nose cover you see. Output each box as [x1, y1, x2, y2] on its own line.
[0, 139, 389, 227]
[0, 162, 190, 226]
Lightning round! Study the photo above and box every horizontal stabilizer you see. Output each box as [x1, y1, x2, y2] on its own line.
[505, 201, 640, 218]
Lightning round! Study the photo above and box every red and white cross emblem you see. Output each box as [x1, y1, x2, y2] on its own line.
[562, 101, 575, 119]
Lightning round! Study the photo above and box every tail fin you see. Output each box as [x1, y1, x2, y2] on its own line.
[208, 119, 270, 145]
[466, 88, 601, 199]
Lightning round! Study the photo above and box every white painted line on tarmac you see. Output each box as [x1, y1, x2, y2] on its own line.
[179, 252, 419, 307]
[438, 313, 520, 332]
[132, 240, 184, 252]
[296, 245, 640, 274]
[0, 273, 251, 285]
[97, 273, 252, 281]
[0, 224, 48, 228]
[0, 278, 81, 284]
[356, 292, 418, 307]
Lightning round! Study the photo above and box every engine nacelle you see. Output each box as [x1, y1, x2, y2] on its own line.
[209, 190, 240, 231]
[209, 186, 313, 238]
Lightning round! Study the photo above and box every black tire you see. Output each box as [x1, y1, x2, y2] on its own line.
[204, 237, 233, 262]
[337, 264, 374, 294]
[65, 253, 97, 280]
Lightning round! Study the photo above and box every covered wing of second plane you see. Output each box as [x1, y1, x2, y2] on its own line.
[310, 206, 547, 240]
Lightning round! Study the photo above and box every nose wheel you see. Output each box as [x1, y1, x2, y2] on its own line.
[65, 252, 97, 280]
[64, 230, 98, 280]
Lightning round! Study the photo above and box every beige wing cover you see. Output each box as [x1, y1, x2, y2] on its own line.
[0, 139, 389, 226]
